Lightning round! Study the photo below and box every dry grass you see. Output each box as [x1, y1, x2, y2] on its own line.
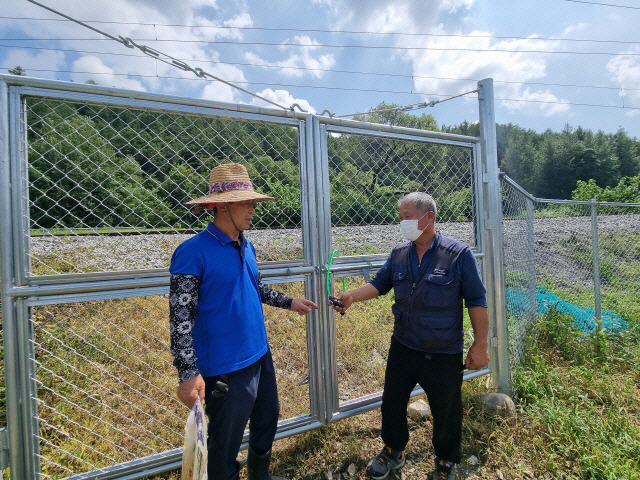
[6, 272, 487, 479]
[147, 376, 497, 480]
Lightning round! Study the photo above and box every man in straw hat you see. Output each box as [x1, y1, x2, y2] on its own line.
[169, 163, 318, 480]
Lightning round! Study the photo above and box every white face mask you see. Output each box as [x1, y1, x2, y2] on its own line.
[400, 212, 429, 241]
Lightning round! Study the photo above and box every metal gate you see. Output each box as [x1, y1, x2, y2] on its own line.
[0, 75, 508, 479]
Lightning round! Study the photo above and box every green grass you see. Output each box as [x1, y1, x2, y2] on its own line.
[503, 310, 640, 479]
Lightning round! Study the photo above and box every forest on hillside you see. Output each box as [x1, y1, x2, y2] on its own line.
[443, 119, 640, 201]
[24, 98, 640, 232]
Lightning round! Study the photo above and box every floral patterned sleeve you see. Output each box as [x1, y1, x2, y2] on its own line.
[259, 273, 293, 310]
[169, 273, 202, 383]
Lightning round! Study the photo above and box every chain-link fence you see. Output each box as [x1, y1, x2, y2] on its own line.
[1, 76, 503, 480]
[26, 96, 305, 275]
[501, 174, 640, 372]
[324, 126, 481, 411]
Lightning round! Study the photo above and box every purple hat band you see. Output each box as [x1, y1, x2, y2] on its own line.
[208, 180, 254, 194]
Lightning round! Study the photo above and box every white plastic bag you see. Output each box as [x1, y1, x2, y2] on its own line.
[182, 397, 208, 480]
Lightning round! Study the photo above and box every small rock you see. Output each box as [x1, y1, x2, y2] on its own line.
[347, 463, 356, 476]
[524, 470, 535, 479]
[326, 471, 332, 480]
[467, 454, 479, 466]
[408, 398, 431, 420]
[477, 393, 517, 419]
[496, 469, 505, 480]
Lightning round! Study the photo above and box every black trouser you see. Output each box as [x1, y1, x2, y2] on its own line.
[380, 337, 464, 464]
[203, 350, 280, 480]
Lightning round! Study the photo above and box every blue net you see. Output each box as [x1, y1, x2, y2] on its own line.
[506, 286, 627, 333]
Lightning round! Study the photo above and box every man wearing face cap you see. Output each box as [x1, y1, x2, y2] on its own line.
[169, 162, 318, 480]
[332, 192, 489, 480]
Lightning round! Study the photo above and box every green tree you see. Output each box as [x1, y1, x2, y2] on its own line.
[29, 112, 172, 229]
[612, 128, 640, 178]
[8, 65, 27, 76]
[572, 175, 640, 203]
[500, 124, 540, 192]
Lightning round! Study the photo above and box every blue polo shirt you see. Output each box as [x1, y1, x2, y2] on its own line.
[169, 222, 268, 377]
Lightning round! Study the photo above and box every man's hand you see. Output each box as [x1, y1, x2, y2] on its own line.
[332, 291, 354, 314]
[290, 298, 319, 315]
[465, 341, 489, 370]
[330, 284, 380, 314]
[177, 374, 205, 408]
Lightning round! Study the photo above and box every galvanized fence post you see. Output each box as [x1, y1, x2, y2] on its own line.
[590, 198, 602, 330]
[477, 78, 512, 395]
[1, 80, 41, 480]
[526, 196, 537, 323]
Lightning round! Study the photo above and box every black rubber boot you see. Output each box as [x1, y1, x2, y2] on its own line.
[247, 447, 288, 480]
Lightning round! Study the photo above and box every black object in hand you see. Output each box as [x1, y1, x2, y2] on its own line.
[329, 296, 345, 308]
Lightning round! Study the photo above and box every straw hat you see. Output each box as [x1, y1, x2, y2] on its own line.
[187, 163, 274, 207]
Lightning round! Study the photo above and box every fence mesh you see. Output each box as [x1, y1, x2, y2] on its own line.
[327, 133, 475, 229]
[25, 96, 304, 275]
[30, 281, 310, 479]
[501, 176, 640, 373]
[326, 130, 478, 406]
[7, 88, 483, 479]
[32, 297, 181, 478]
[17, 95, 312, 478]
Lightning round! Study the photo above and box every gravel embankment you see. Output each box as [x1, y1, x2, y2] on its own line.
[30, 214, 640, 279]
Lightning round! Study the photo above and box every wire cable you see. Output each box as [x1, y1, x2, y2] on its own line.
[335, 89, 480, 118]
[4, 65, 638, 112]
[13, 3, 640, 117]
[4, 43, 640, 93]
[24, 0, 292, 111]
[7, 36, 640, 56]
[3, 15, 640, 46]
[563, 0, 640, 9]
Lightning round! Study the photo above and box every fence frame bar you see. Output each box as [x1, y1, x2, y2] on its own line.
[0, 74, 500, 479]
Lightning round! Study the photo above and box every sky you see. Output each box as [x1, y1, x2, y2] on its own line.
[2, 0, 640, 138]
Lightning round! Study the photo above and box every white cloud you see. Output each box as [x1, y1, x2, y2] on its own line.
[1, 49, 65, 80]
[223, 13, 253, 29]
[407, 31, 561, 108]
[72, 56, 146, 91]
[318, 1, 569, 119]
[4, 0, 254, 97]
[606, 46, 640, 105]
[244, 35, 335, 79]
[501, 88, 570, 116]
[199, 62, 249, 103]
[250, 88, 316, 113]
[201, 80, 238, 104]
[319, 0, 474, 34]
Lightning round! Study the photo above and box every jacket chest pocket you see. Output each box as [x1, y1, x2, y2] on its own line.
[424, 272, 459, 308]
[392, 268, 411, 302]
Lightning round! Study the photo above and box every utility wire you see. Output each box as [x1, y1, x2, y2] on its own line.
[5, 66, 637, 112]
[24, 0, 293, 111]
[3, 15, 640, 46]
[5, 43, 639, 93]
[7, 36, 640, 56]
[564, 0, 640, 9]
[334, 89, 480, 118]
[15, 2, 640, 116]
